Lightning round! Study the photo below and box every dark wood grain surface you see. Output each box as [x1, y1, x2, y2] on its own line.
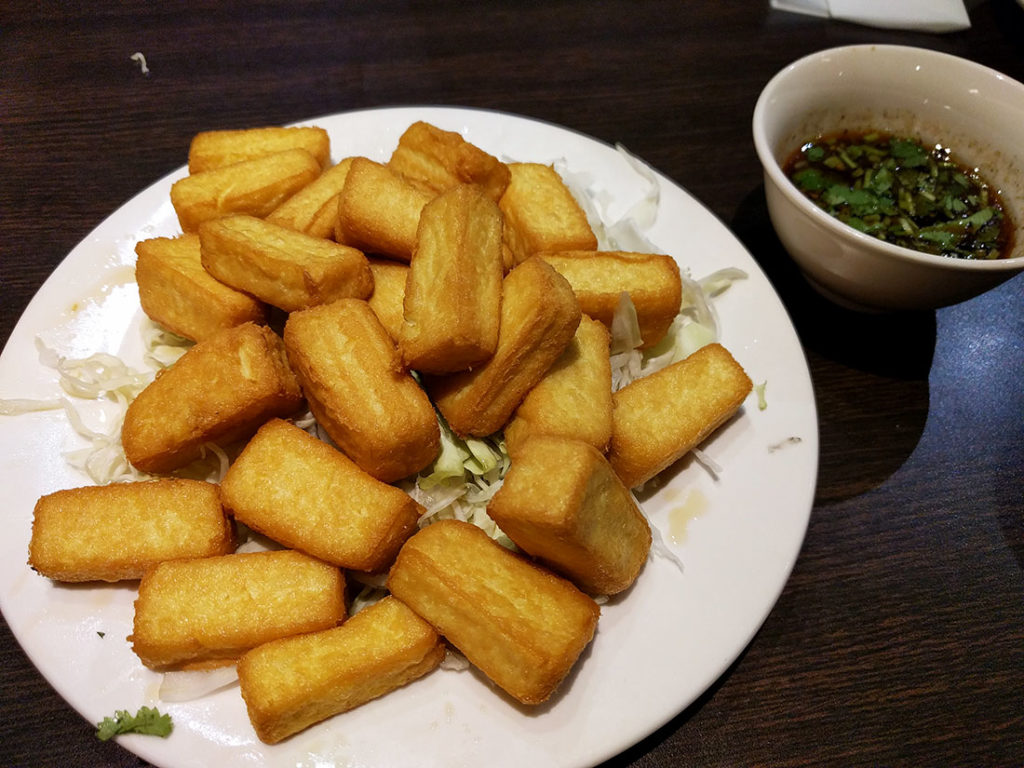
[2, 1, 1022, 766]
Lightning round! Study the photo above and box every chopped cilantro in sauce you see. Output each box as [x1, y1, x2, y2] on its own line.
[785, 131, 1013, 260]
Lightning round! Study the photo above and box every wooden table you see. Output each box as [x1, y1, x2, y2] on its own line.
[2, 1, 1021, 765]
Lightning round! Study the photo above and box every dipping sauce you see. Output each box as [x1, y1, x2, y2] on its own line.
[784, 131, 1013, 260]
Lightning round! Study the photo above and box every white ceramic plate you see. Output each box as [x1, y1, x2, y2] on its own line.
[0, 107, 818, 768]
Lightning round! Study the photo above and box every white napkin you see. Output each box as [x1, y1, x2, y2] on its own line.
[771, 0, 970, 33]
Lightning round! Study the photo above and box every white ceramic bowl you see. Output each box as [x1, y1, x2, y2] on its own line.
[753, 44, 1024, 311]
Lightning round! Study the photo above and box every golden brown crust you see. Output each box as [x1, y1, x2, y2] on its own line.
[386, 519, 599, 705]
[365, 257, 409, 342]
[122, 322, 304, 474]
[238, 596, 444, 744]
[607, 343, 753, 488]
[536, 250, 683, 348]
[220, 419, 422, 572]
[169, 148, 319, 233]
[399, 184, 504, 374]
[28, 479, 234, 582]
[387, 121, 511, 201]
[198, 214, 373, 312]
[130, 549, 345, 670]
[335, 157, 433, 261]
[266, 157, 354, 239]
[171, 148, 321, 233]
[488, 436, 650, 595]
[503, 315, 613, 456]
[283, 299, 440, 482]
[498, 163, 597, 268]
[187, 126, 330, 174]
[426, 257, 581, 437]
[135, 234, 267, 342]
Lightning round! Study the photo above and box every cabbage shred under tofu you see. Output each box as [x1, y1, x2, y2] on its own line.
[0, 322, 195, 485]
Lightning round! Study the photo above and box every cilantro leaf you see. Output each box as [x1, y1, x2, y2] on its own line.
[805, 146, 825, 163]
[889, 138, 929, 168]
[918, 229, 957, 248]
[96, 706, 173, 741]
[823, 185, 889, 217]
[965, 207, 995, 228]
[792, 168, 829, 192]
[866, 166, 893, 195]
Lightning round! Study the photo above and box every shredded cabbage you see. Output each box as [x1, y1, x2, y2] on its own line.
[406, 417, 516, 550]
[645, 511, 685, 575]
[755, 380, 768, 411]
[440, 649, 470, 671]
[158, 666, 238, 703]
[557, 144, 663, 253]
[0, 320, 194, 485]
[347, 571, 390, 616]
[130, 51, 150, 76]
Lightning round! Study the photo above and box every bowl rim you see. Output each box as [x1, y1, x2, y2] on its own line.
[752, 43, 1024, 274]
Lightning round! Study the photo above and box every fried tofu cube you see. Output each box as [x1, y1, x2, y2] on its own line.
[387, 121, 511, 201]
[427, 257, 580, 437]
[187, 126, 330, 174]
[171, 148, 321, 233]
[283, 299, 440, 482]
[387, 519, 599, 705]
[335, 157, 433, 261]
[537, 250, 683, 348]
[130, 549, 345, 670]
[238, 596, 445, 744]
[498, 163, 597, 268]
[503, 315, 612, 457]
[608, 343, 753, 488]
[135, 234, 267, 342]
[399, 184, 503, 374]
[198, 215, 373, 312]
[122, 322, 304, 474]
[266, 157, 354, 239]
[366, 257, 409, 342]
[488, 436, 650, 595]
[220, 419, 422, 572]
[28, 479, 234, 583]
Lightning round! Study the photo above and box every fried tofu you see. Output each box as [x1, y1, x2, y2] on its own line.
[122, 322, 304, 474]
[171, 148, 321, 233]
[28, 479, 233, 583]
[220, 419, 422, 572]
[427, 257, 581, 437]
[537, 250, 683, 348]
[387, 519, 599, 705]
[130, 549, 345, 670]
[134, 234, 267, 342]
[198, 214, 373, 312]
[387, 121, 511, 201]
[498, 163, 597, 269]
[399, 184, 503, 374]
[366, 257, 409, 342]
[266, 157, 355, 239]
[607, 343, 753, 488]
[283, 299, 440, 482]
[335, 157, 433, 261]
[488, 436, 650, 595]
[187, 126, 331, 174]
[238, 596, 444, 744]
[503, 315, 612, 457]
